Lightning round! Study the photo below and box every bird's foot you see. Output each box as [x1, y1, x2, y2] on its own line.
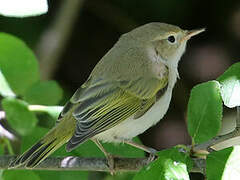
[105, 153, 118, 175]
[147, 148, 158, 163]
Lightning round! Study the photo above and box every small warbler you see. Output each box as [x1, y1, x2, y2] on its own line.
[10, 22, 204, 169]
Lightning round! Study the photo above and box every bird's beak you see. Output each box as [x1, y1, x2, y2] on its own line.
[181, 28, 205, 42]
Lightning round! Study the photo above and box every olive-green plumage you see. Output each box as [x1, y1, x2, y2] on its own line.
[9, 22, 204, 168]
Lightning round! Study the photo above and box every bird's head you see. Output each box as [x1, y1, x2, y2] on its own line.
[123, 22, 205, 69]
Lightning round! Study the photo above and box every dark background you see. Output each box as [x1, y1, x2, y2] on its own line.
[0, 0, 239, 178]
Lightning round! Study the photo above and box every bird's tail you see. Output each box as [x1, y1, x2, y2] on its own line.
[9, 117, 75, 168]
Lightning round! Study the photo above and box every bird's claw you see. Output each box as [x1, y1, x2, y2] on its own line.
[147, 148, 158, 163]
[105, 153, 116, 175]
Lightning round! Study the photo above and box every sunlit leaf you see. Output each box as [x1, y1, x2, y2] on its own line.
[28, 105, 63, 121]
[0, 0, 48, 17]
[206, 146, 240, 180]
[0, 69, 15, 97]
[217, 62, 240, 108]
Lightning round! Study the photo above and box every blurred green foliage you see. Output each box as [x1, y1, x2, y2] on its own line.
[1, 29, 240, 180]
[1, 1, 240, 179]
[23, 81, 63, 105]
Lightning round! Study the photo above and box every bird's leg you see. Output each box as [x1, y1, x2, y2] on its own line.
[123, 140, 158, 162]
[92, 139, 115, 175]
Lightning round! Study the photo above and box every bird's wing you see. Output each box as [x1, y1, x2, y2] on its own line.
[64, 75, 168, 151]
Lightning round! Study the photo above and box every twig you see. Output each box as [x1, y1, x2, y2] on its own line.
[193, 131, 237, 152]
[3, 156, 148, 171]
[1, 155, 205, 173]
[191, 158, 206, 174]
[36, 0, 85, 80]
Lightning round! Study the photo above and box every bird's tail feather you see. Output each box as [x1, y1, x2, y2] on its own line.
[9, 119, 73, 169]
[9, 134, 66, 168]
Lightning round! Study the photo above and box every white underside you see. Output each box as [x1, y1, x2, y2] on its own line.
[94, 69, 178, 143]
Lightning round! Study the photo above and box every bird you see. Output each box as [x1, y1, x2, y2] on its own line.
[9, 22, 204, 170]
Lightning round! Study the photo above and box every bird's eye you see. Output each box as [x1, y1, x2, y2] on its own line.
[167, 35, 176, 43]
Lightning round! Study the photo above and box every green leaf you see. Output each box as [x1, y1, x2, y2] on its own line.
[0, 170, 3, 179]
[0, 70, 15, 97]
[23, 81, 63, 105]
[133, 146, 192, 180]
[0, 33, 39, 95]
[73, 137, 145, 158]
[217, 62, 240, 108]
[187, 81, 222, 144]
[0, 0, 48, 17]
[36, 170, 88, 180]
[2, 170, 40, 180]
[105, 137, 145, 158]
[104, 173, 135, 180]
[2, 98, 38, 136]
[206, 146, 240, 180]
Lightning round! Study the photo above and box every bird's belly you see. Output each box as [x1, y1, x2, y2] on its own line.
[94, 87, 173, 143]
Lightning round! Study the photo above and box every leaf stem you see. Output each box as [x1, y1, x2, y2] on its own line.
[28, 105, 63, 112]
[2, 138, 14, 155]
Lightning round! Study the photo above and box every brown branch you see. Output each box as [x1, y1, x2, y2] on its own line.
[1, 155, 205, 173]
[236, 106, 240, 128]
[3, 156, 148, 172]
